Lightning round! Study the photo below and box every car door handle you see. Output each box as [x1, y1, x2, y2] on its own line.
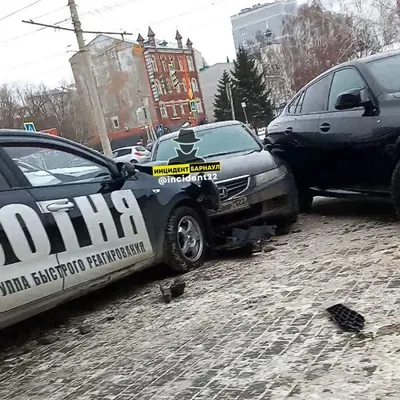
[320, 123, 330, 132]
[46, 201, 75, 212]
[284, 127, 293, 134]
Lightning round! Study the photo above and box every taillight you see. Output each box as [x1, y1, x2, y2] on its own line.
[135, 152, 144, 156]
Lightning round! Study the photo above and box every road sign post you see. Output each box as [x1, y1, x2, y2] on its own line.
[189, 100, 197, 112]
[156, 124, 164, 136]
[23, 122, 36, 132]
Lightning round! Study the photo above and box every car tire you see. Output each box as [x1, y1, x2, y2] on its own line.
[164, 206, 206, 273]
[130, 159, 138, 164]
[391, 160, 400, 218]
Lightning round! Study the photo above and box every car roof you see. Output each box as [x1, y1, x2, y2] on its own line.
[114, 145, 144, 150]
[304, 50, 400, 88]
[158, 120, 242, 142]
[0, 129, 98, 153]
[113, 146, 134, 151]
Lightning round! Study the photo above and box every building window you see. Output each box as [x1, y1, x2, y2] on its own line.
[160, 102, 168, 118]
[191, 78, 199, 93]
[180, 103, 185, 115]
[162, 60, 167, 72]
[182, 80, 188, 92]
[178, 57, 183, 70]
[150, 55, 158, 72]
[169, 56, 175, 69]
[187, 56, 194, 71]
[196, 99, 203, 113]
[176, 83, 181, 93]
[136, 108, 146, 125]
[111, 116, 120, 129]
[155, 79, 163, 95]
[240, 28, 246, 35]
[166, 78, 173, 93]
[171, 102, 178, 117]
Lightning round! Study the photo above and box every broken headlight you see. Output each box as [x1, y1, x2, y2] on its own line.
[254, 165, 287, 186]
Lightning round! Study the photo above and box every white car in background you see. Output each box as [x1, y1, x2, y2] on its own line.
[112, 146, 151, 164]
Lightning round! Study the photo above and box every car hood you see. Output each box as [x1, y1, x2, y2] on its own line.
[139, 150, 278, 180]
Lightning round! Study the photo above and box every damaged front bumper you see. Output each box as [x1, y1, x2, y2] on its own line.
[209, 169, 298, 230]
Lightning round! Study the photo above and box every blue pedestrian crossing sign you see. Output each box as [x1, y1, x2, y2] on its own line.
[156, 124, 164, 135]
[189, 100, 197, 112]
[23, 122, 36, 132]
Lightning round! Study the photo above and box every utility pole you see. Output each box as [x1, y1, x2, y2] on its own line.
[241, 101, 249, 125]
[67, 0, 112, 157]
[226, 82, 236, 120]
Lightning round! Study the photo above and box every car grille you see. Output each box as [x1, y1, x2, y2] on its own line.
[216, 176, 249, 201]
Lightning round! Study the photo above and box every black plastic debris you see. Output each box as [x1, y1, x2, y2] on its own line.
[171, 277, 186, 298]
[159, 278, 186, 303]
[212, 225, 275, 256]
[159, 283, 172, 304]
[326, 304, 365, 332]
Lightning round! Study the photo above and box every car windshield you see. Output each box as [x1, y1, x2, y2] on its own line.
[135, 146, 146, 152]
[153, 124, 261, 162]
[366, 54, 400, 93]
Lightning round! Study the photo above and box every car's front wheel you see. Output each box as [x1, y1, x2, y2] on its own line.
[130, 159, 138, 164]
[164, 206, 206, 273]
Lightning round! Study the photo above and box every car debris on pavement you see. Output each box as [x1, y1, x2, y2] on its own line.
[211, 225, 276, 256]
[159, 278, 186, 304]
[326, 304, 365, 332]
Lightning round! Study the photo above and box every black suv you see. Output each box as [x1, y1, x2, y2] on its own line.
[265, 51, 400, 214]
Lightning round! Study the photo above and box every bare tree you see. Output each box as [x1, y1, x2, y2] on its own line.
[0, 85, 22, 129]
[257, 0, 399, 98]
[0, 82, 89, 144]
[281, 1, 361, 91]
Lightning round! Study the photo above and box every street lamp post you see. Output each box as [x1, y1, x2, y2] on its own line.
[226, 82, 236, 120]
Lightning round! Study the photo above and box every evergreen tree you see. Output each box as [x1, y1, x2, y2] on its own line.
[231, 46, 274, 129]
[213, 70, 233, 122]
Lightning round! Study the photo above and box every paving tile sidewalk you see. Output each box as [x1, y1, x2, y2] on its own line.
[1, 199, 400, 400]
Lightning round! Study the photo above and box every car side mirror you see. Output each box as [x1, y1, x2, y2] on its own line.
[117, 162, 136, 179]
[335, 88, 362, 110]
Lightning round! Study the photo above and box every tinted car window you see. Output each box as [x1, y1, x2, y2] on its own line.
[4, 146, 112, 187]
[113, 149, 131, 157]
[301, 75, 332, 114]
[154, 124, 261, 162]
[295, 91, 306, 114]
[366, 54, 400, 93]
[287, 94, 300, 114]
[328, 68, 366, 110]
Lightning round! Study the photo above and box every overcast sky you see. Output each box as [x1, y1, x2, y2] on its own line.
[0, 0, 300, 88]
